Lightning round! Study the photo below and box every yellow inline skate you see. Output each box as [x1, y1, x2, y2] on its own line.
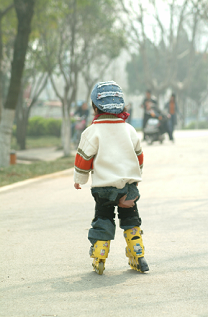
[124, 227, 149, 273]
[89, 240, 110, 275]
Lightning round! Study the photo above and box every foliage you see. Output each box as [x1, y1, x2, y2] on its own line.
[46, 118, 62, 137]
[184, 121, 208, 130]
[27, 116, 47, 136]
[187, 54, 208, 103]
[14, 116, 62, 138]
[26, 116, 62, 137]
[27, 0, 126, 156]
[126, 39, 167, 95]
[121, 0, 208, 115]
[126, 29, 208, 100]
[31, 0, 126, 87]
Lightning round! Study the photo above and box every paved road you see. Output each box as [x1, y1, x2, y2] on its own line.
[1, 130, 208, 317]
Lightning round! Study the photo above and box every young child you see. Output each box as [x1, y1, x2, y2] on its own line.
[74, 81, 149, 275]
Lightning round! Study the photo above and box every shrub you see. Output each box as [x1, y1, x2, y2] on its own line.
[184, 122, 196, 129]
[45, 118, 62, 137]
[184, 121, 208, 129]
[27, 116, 62, 137]
[198, 121, 208, 129]
[27, 116, 47, 136]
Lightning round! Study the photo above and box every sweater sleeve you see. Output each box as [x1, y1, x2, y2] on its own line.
[135, 140, 144, 173]
[74, 130, 98, 185]
[128, 124, 144, 173]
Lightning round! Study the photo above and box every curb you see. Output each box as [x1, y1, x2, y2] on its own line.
[0, 168, 74, 193]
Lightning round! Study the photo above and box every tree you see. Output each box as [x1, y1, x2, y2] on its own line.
[119, 0, 208, 125]
[34, 0, 126, 156]
[82, 29, 126, 102]
[14, 0, 60, 150]
[0, 0, 35, 167]
[126, 39, 167, 97]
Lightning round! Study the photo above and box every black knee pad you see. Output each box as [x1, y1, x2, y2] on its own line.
[94, 203, 115, 225]
[118, 204, 141, 228]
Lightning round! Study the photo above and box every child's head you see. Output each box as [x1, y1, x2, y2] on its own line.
[91, 81, 125, 115]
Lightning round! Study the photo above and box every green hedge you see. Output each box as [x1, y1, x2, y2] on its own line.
[184, 121, 208, 130]
[27, 116, 62, 137]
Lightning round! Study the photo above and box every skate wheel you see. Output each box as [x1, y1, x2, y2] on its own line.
[137, 257, 149, 272]
[97, 261, 104, 275]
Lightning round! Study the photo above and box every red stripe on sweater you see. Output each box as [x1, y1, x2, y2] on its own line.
[137, 152, 144, 166]
[75, 153, 94, 171]
[93, 120, 124, 124]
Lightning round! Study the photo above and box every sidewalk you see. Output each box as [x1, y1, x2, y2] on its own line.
[16, 147, 76, 163]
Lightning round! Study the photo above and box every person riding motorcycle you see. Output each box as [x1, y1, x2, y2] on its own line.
[144, 104, 171, 143]
[140, 90, 157, 141]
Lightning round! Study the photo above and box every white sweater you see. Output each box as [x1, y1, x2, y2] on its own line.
[74, 115, 143, 189]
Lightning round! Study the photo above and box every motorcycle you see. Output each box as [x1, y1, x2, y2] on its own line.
[144, 109, 169, 145]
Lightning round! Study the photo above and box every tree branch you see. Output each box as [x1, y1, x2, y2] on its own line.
[28, 74, 48, 112]
[50, 75, 64, 103]
[58, 32, 68, 84]
[0, 3, 14, 18]
[118, 0, 142, 48]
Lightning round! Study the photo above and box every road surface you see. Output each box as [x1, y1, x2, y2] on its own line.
[1, 130, 208, 317]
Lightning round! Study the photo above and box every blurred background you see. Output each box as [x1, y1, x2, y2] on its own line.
[0, 0, 208, 171]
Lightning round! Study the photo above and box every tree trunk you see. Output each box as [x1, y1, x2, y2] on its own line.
[61, 116, 71, 156]
[178, 94, 186, 129]
[16, 112, 28, 149]
[0, 4, 14, 120]
[0, 17, 2, 121]
[0, 109, 15, 166]
[15, 86, 25, 149]
[0, 0, 35, 166]
[86, 82, 95, 104]
[196, 104, 201, 129]
[16, 74, 48, 150]
[4, 0, 35, 111]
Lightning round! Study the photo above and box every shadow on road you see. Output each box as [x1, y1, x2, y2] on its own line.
[50, 269, 149, 293]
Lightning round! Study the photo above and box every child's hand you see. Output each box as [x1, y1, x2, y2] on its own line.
[74, 183, 81, 189]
